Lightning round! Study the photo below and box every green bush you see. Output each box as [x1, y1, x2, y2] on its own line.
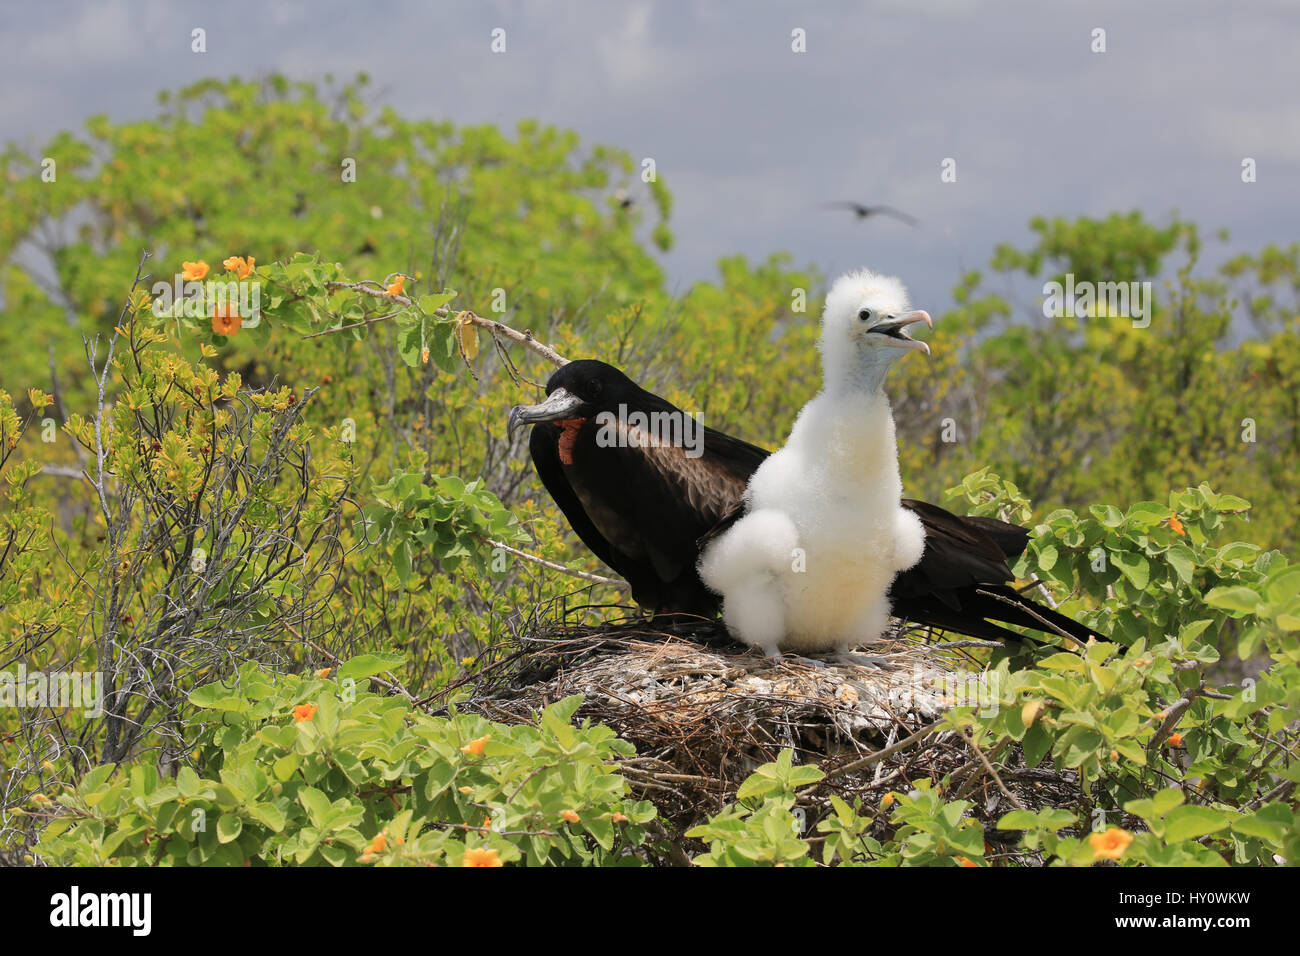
[35, 662, 655, 866]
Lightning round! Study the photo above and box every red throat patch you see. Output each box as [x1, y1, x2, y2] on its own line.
[554, 418, 587, 465]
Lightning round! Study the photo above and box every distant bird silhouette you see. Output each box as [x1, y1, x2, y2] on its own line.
[823, 202, 918, 227]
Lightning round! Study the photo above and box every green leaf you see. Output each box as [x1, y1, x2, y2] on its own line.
[217, 813, 243, 844]
[1163, 805, 1229, 842]
[298, 787, 332, 827]
[1090, 504, 1124, 528]
[1204, 586, 1261, 614]
[1112, 551, 1150, 590]
[176, 766, 200, 800]
[1265, 566, 1300, 606]
[249, 802, 286, 833]
[337, 654, 404, 682]
[1166, 545, 1195, 585]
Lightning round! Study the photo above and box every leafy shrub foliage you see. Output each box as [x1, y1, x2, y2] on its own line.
[35, 662, 654, 866]
[2, 75, 1297, 865]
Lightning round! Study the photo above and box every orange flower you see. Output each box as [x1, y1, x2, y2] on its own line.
[955, 856, 978, 868]
[211, 304, 242, 337]
[1169, 515, 1186, 536]
[182, 260, 209, 281]
[1089, 827, 1134, 861]
[483, 815, 493, 831]
[462, 847, 502, 867]
[560, 810, 580, 824]
[460, 735, 489, 756]
[611, 812, 628, 824]
[385, 275, 405, 296]
[293, 703, 317, 722]
[880, 793, 896, 810]
[315, 667, 332, 679]
[222, 255, 256, 279]
[1168, 732, 1184, 747]
[363, 834, 387, 855]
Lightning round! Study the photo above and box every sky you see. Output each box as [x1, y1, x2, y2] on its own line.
[2, 0, 1297, 314]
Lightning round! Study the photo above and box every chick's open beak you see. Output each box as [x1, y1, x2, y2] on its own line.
[870, 310, 933, 355]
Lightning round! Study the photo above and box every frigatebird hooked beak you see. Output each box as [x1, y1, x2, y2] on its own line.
[508, 388, 587, 436]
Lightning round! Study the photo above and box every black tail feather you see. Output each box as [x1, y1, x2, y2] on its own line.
[894, 584, 1105, 646]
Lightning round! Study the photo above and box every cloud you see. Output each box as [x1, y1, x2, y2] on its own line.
[0, 0, 1297, 309]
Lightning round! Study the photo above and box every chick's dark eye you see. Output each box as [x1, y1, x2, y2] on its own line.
[858, 308, 872, 322]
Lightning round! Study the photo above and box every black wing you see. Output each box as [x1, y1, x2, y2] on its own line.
[528, 424, 638, 578]
[823, 200, 868, 216]
[890, 499, 1023, 606]
[871, 205, 919, 227]
[589, 411, 765, 600]
[528, 397, 767, 614]
[890, 499, 1101, 644]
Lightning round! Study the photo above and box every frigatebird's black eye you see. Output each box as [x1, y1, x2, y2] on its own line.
[858, 308, 872, 322]
[587, 379, 603, 398]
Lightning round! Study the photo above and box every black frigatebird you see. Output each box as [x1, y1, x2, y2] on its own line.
[823, 201, 919, 227]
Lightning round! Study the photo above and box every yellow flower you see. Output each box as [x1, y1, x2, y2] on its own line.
[460, 735, 489, 756]
[1089, 827, 1134, 861]
[222, 255, 256, 280]
[463, 847, 502, 867]
[182, 260, 209, 281]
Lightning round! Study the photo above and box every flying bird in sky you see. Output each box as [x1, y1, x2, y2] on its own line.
[509, 342, 1100, 649]
[823, 201, 918, 227]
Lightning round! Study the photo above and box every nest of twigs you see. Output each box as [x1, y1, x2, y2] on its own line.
[440, 609, 1085, 854]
